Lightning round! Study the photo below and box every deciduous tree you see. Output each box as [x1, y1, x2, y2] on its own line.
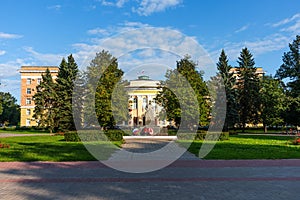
[276, 35, 300, 126]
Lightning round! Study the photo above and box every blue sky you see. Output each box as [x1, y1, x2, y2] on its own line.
[0, 0, 300, 103]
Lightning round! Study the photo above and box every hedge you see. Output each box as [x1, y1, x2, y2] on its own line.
[177, 131, 229, 141]
[64, 130, 128, 142]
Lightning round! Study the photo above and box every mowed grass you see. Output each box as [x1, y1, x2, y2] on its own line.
[0, 129, 50, 134]
[182, 135, 300, 160]
[0, 135, 121, 162]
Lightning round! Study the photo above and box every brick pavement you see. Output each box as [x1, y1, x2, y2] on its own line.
[1, 138, 300, 199]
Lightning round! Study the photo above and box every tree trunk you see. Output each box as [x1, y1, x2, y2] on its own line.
[242, 123, 245, 133]
[263, 124, 267, 133]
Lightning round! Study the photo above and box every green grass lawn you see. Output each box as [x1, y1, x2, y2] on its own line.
[0, 134, 299, 162]
[182, 135, 300, 160]
[0, 129, 50, 134]
[0, 136, 122, 162]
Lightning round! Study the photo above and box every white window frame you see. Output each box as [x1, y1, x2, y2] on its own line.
[26, 119, 31, 126]
[37, 78, 42, 85]
[26, 98, 31, 105]
[26, 78, 31, 85]
[26, 88, 31, 94]
[26, 109, 31, 115]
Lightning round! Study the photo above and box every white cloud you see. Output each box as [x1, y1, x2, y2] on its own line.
[209, 33, 292, 67]
[100, 0, 128, 7]
[235, 25, 249, 33]
[24, 47, 64, 65]
[0, 32, 23, 39]
[133, 0, 182, 16]
[100, 0, 182, 16]
[271, 13, 300, 27]
[74, 24, 215, 80]
[87, 28, 110, 35]
[0, 50, 6, 56]
[47, 5, 62, 11]
[0, 58, 31, 78]
[268, 13, 300, 35]
[281, 20, 300, 34]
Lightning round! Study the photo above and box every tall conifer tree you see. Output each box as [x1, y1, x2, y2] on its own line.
[33, 68, 58, 133]
[236, 48, 261, 132]
[55, 54, 79, 131]
[216, 49, 238, 131]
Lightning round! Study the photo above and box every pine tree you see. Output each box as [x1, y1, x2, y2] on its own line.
[216, 49, 238, 131]
[236, 48, 261, 132]
[55, 54, 79, 131]
[33, 68, 58, 133]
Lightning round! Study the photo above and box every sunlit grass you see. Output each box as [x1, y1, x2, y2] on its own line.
[180, 135, 300, 160]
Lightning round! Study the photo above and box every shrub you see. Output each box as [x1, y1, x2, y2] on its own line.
[291, 137, 300, 145]
[64, 130, 127, 142]
[177, 131, 229, 141]
[0, 142, 10, 148]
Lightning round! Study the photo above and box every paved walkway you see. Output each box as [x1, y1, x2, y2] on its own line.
[0, 133, 53, 138]
[1, 138, 300, 199]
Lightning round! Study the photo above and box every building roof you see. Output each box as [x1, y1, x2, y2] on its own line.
[19, 66, 59, 73]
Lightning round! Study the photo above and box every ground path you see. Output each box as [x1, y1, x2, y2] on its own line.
[0, 133, 53, 138]
[1, 136, 300, 199]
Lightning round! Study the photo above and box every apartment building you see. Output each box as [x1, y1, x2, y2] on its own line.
[19, 66, 58, 127]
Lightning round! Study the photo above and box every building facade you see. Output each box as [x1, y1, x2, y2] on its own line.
[126, 75, 166, 127]
[19, 66, 58, 127]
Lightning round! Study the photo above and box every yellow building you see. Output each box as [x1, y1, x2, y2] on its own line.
[19, 66, 58, 127]
[126, 75, 166, 127]
[229, 67, 265, 79]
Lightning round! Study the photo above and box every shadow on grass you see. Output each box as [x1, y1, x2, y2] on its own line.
[0, 136, 120, 161]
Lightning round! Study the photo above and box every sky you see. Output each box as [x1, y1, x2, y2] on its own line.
[0, 0, 300, 103]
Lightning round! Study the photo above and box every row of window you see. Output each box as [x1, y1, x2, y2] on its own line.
[26, 78, 42, 85]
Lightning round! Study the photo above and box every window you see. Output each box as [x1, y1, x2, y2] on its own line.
[26, 119, 31, 126]
[26, 78, 31, 85]
[26, 109, 31, 115]
[133, 97, 138, 109]
[37, 78, 42, 85]
[26, 88, 31, 94]
[26, 98, 31, 105]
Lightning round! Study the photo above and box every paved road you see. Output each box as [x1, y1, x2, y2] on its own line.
[0, 139, 300, 199]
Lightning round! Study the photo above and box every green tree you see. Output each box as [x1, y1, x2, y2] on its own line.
[216, 49, 238, 131]
[236, 48, 261, 132]
[0, 92, 20, 126]
[156, 55, 209, 128]
[55, 54, 79, 131]
[33, 68, 58, 133]
[276, 35, 300, 126]
[0, 95, 2, 116]
[260, 75, 286, 132]
[85, 50, 128, 129]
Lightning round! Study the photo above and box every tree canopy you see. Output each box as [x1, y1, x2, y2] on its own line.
[0, 92, 20, 126]
[276, 35, 300, 126]
[85, 50, 128, 129]
[155, 55, 209, 129]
